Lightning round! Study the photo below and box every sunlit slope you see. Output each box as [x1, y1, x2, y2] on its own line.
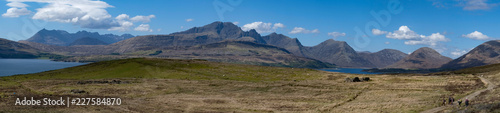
[4, 58, 323, 82]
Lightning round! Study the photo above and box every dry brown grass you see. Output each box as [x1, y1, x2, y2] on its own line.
[0, 72, 484, 113]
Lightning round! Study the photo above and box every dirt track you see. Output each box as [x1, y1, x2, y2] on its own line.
[421, 75, 497, 113]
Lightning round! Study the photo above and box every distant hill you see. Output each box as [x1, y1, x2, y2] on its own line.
[262, 33, 307, 57]
[441, 40, 500, 70]
[303, 39, 375, 68]
[262, 33, 377, 68]
[0, 38, 39, 58]
[25, 29, 134, 46]
[69, 37, 109, 46]
[359, 49, 408, 68]
[386, 47, 452, 69]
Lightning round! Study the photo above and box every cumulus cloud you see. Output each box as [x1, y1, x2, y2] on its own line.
[404, 33, 449, 46]
[130, 15, 155, 23]
[372, 29, 388, 35]
[273, 23, 285, 29]
[385, 26, 450, 47]
[115, 14, 129, 20]
[241, 22, 285, 33]
[451, 49, 469, 58]
[7, 2, 28, 8]
[2, 7, 31, 17]
[2, 0, 155, 30]
[108, 21, 133, 32]
[289, 27, 319, 34]
[134, 24, 153, 32]
[327, 32, 346, 39]
[185, 18, 193, 22]
[462, 0, 497, 10]
[386, 26, 423, 40]
[462, 31, 491, 40]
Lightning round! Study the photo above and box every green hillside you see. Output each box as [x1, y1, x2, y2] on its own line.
[3, 58, 323, 82]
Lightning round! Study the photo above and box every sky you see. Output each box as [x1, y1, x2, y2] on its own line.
[0, 0, 499, 58]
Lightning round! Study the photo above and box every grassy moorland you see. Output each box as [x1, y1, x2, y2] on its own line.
[0, 58, 489, 112]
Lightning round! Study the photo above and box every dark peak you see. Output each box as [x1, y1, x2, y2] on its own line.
[121, 34, 134, 37]
[36, 29, 68, 34]
[323, 39, 345, 44]
[484, 40, 500, 46]
[76, 30, 100, 35]
[266, 32, 287, 38]
[248, 29, 258, 34]
[377, 49, 406, 54]
[414, 47, 438, 54]
[204, 21, 238, 28]
[174, 21, 241, 35]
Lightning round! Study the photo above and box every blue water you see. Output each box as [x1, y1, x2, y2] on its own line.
[0, 59, 86, 76]
[319, 68, 380, 74]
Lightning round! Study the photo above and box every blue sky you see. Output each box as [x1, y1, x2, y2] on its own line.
[1, 0, 499, 58]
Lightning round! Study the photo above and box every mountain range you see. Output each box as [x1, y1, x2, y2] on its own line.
[2, 21, 499, 70]
[25, 29, 134, 46]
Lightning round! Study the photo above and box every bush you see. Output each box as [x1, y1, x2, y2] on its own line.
[362, 77, 370, 81]
[353, 77, 361, 82]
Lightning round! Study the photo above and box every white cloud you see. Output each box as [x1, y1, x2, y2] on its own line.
[108, 21, 133, 31]
[384, 26, 450, 47]
[327, 32, 346, 38]
[241, 22, 285, 33]
[185, 18, 193, 22]
[451, 49, 469, 58]
[130, 15, 155, 23]
[232, 21, 239, 25]
[386, 26, 423, 40]
[462, 31, 490, 40]
[2, 7, 31, 17]
[462, 0, 497, 11]
[273, 23, 285, 29]
[7, 2, 28, 8]
[2, 0, 156, 30]
[289, 27, 319, 34]
[372, 29, 388, 35]
[134, 24, 153, 32]
[404, 33, 449, 46]
[115, 14, 129, 20]
[385, 42, 390, 44]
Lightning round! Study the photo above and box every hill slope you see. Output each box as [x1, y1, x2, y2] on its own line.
[0, 38, 39, 58]
[386, 47, 452, 69]
[262, 33, 307, 57]
[359, 49, 408, 68]
[304, 39, 375, 68]
[441, 40, 500, 70]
